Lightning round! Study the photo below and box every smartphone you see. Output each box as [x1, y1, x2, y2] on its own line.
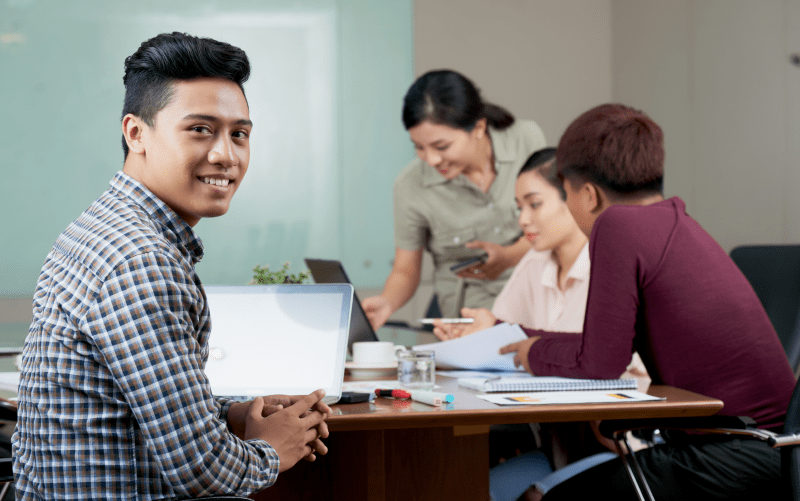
[449, 255, 487, 273]
[338, 391, 374, 404]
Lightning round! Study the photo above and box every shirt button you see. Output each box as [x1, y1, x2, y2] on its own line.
[453, 236, 461, 244]
[487, 202, 494, 209]
[494, 227, 501, 234]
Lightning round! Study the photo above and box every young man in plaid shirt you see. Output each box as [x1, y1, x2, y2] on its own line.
[12, 32, 330, 500]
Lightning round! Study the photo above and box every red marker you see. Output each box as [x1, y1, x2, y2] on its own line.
[375, 389, 411, 399]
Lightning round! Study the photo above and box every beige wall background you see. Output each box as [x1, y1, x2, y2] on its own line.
[414, 0, 613, 148]
[612, 0, 800, 251]
[414, 0, 800, 251]
[4, 0, 800, 327]
[388, 0, 800, 324]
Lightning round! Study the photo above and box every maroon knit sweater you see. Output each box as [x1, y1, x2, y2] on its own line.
[519, 197, 794, 429]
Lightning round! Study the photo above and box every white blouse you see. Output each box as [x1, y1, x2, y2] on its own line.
[492, 244, 590, 333]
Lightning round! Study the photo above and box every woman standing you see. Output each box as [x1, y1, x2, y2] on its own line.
[363, 70, 546, 328]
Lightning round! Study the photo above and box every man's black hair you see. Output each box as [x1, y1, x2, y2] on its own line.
[121, 32, 251, 159]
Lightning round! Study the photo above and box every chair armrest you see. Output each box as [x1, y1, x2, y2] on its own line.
[598, 415, 756, 439]
[770, 433, 800, 448]
[0, 457, 13, 483]
[598, 415, 790, 447]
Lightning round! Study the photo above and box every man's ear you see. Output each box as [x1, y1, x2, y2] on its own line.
[122, 114, 147, 155]
[582, 182, 603, 213]
[589, 183, 617, 215]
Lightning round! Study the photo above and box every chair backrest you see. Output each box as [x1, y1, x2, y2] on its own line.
[783, 378, 800, 498]
[730, 244, 800, 373]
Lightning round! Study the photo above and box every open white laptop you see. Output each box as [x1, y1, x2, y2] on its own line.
[202, 284, 353, 405]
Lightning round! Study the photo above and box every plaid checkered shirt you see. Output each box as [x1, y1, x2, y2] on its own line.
[12, 171, 279, 500]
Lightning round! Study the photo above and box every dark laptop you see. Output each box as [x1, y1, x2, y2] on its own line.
[304, 258, 380, 352]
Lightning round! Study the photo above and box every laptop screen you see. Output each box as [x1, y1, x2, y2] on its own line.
[304, 258, 379, 351]
[202, 284, 352, 404]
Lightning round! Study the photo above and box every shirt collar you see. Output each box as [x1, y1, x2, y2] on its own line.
[109, 171, 204, 263]
[420, 125, 518, 188]
[488, 125, 516, 164]
[540, 243, 590, 290]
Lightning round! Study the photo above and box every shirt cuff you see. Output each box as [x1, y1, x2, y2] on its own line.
[215, 396, 236, 422]
[245, 438, 281, 488]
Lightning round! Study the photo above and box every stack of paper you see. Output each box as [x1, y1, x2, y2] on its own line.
[478, 391, 663, 406]
[412, 323, 528, 371]
[459, 376, 638, 393]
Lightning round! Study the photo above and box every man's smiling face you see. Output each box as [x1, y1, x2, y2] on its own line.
[123, 77, 252, 227]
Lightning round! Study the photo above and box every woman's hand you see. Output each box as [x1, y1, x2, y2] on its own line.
[432, 307, 496, 340]
[362, 295, 393, 330]
[499, 336, 540, 373]
[456, 241, 507, 280]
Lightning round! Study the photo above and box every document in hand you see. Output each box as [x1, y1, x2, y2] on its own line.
[459, 376, 638, 393]
[412, 323, 528, 371]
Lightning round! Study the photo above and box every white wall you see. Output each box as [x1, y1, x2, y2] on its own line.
[612, 0, 800, 251]
[414, 0, 613, 144]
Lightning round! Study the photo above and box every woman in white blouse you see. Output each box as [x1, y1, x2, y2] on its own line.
[490, 148, 589, 332]
[434, 148, 646, 501]
[433, 147, 589, 337]
[434, 147, 647, 373]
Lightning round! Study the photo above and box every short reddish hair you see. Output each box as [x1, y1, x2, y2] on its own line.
[556, 103, 664, 195]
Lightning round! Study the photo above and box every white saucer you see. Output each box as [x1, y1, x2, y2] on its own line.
[345, 361, 397, 378]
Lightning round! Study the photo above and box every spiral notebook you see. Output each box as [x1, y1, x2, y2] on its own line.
[458, 376, 638, 393]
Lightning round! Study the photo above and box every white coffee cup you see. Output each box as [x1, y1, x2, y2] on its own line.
[352, 341, 403, 366]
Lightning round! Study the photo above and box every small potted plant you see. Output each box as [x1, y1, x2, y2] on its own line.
[250, 262, 310, 285]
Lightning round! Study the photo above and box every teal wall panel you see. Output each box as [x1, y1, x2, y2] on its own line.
[0, 0, 413, 297]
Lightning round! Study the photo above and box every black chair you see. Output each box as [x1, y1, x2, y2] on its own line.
[599, 377, 800, 501]
[0, 399, 16, 501]
[730, 244, 800, 373]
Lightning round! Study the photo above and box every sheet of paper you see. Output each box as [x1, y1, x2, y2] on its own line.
[477, 390, 664, 406]
[436, 370, 527, 378]
[459, 376, 638, 392]
[341, 380, 441, 393]
[413, 323, 528, 371]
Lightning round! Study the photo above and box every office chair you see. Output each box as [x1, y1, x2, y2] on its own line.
[599, 377, 800, 501]
[0, 398, 16, 501]
[730, 244, 800, 373]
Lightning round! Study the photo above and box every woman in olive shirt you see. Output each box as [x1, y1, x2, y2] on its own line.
[363, 70, 546, 328]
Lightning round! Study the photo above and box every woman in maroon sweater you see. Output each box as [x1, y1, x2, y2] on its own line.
[443, 104, 795, 499]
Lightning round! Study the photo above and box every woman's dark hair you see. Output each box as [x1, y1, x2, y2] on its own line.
[121, 32, 251, 158]
[518, 147, 565, 199]
[557, 103, 664, 196]
[401, 70, 514, 132]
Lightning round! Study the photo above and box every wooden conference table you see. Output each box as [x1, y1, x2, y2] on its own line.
[252, 373, 723, 501]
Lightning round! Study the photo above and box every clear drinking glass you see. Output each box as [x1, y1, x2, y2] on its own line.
[397, 350, 435, 390]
